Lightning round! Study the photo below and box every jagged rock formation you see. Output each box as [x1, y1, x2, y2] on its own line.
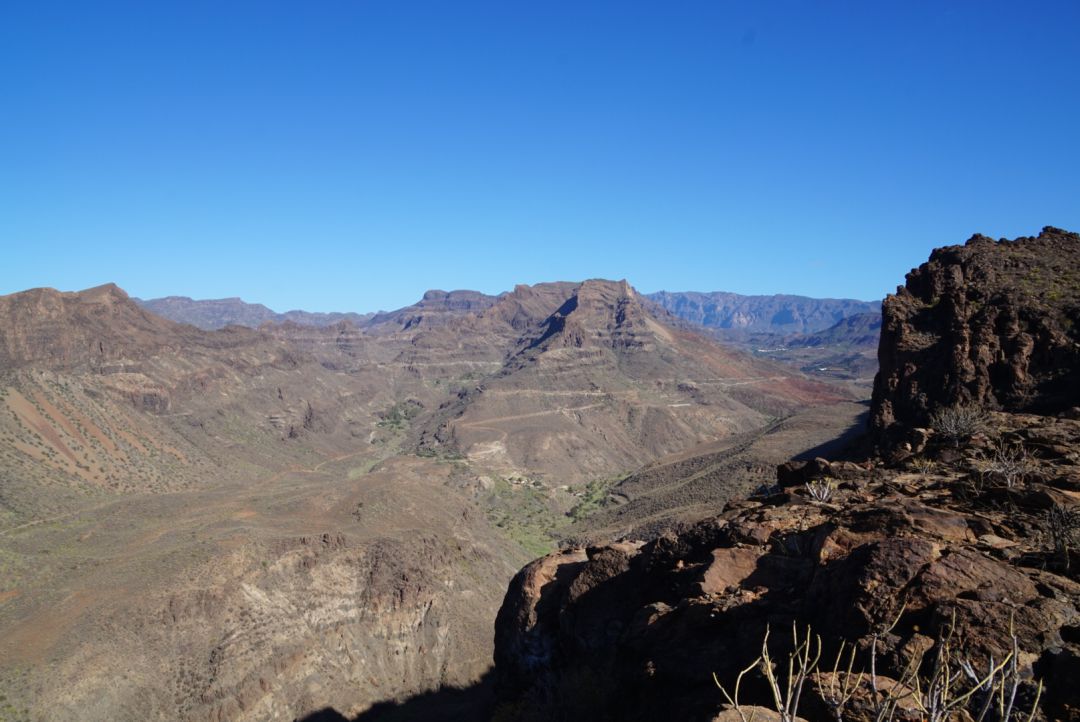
[493, 231, 1080, 722]
[871, 227, 1080, 438]
[492, 412, 1080, 722]
[648, 291, 879, 335]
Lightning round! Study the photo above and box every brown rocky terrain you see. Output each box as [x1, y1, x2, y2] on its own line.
[418, 280, 848, 485]
[0, 279, 851, 721]
[493, 410, 1080, 721]
[872, 227, 1080, 441]
[493, 229, 1080, 722]
[565, 400, 869, 543]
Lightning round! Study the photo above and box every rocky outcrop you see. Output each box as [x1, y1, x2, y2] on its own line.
[492, 413, 1080, 721]
[364, 289, 500, 332]
[871, 227, 1080, 439]
[493, 230, 1080, 722]
[0, 284, 203, 369]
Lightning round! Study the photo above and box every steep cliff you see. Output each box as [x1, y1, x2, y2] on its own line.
[492, 412, 1080, 722]
[492, 230, 1080, 722]
[871, 227, 1080, 439]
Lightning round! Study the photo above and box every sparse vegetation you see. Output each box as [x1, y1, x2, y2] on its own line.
[909, 456, 936, 477]
[930, 404, 987, 447]
[974, 439, 1036, 489]
[568, 475, 623, 522]
[804, 477, 836, 503]
[376, 400, 423, 430]
[484, 477, 562, 557]
[1044, 502, 1079, 570]
[716, 613, 1044, 722]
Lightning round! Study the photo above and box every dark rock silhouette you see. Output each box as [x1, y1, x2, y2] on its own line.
[871, 226, 1080, 441]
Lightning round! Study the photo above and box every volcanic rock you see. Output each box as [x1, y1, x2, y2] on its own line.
[871, 227, 1080, 441]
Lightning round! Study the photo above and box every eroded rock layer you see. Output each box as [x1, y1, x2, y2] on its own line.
[871, 226, 1080, 438]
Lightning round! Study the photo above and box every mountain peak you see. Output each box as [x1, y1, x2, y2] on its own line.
[82, 282, 129, 300]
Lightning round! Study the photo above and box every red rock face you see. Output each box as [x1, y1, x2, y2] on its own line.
[491, 431, 1080, 721]
[870, 227, 1080, 439]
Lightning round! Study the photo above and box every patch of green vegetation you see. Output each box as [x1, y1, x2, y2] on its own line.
[347, 459, 379, 479]
[375, 400, 423, 430]
[483, 477, 563, 557]
[568, 474, 626, 522]
[415, 445, 465, 461]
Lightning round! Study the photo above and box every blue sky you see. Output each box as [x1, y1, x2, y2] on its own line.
[2, 2, 1078, 312]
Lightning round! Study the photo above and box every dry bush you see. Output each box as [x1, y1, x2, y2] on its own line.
[930, 404, 987, 447]
[909, 457, 936, 477]
[805, 478, 837, 503]
[975, 440, 1037, 489]
[715, 613, 1043, 722]
[1044, 503, 1080, 570]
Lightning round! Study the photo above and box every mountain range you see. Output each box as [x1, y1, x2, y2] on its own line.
[5, 231, 1078, 721]
[0, 277, 858, 721]
[135, 295, 374, 330]
[135, 288, 878, 336]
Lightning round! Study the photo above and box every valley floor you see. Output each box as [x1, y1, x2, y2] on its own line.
[0, 400, 867, 722]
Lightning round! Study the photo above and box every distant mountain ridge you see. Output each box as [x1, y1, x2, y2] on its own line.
[647, 290, 879, 334]
[138, 289, 881, 336]
[135, 295, 373, 330]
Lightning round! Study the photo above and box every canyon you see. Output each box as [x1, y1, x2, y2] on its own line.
[5, 229, 1076, 721]
[0, 279, 857, 721]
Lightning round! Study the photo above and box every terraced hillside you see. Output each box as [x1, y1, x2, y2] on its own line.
[0, 280, 855, 721]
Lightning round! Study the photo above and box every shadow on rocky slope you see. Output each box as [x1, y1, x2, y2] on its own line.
[296, 672, 492, 722]
[491, 229, 1080, 722]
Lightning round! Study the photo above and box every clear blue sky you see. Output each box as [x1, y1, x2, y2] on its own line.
[3, 2, 1078, 312]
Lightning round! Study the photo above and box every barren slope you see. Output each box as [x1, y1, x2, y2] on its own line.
[0, 281, 854, 722]
[419, 280, 849, 484]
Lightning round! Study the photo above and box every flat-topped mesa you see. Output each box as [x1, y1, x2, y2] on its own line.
[364, 289, 499, 332]
[870, 226, 1080, 440]
[418, 288, 497, 309]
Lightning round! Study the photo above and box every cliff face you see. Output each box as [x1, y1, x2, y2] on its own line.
[491, 229, 1080, 722]
[492, 413, 1080, 722]
[871, 227, 1080, 438]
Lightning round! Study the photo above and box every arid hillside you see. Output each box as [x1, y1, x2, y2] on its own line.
[492, 229, 1080, 722]
[0, 279, 853, 721]
[418, 280, 846, 485]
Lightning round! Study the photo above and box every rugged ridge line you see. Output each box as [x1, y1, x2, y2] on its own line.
[491, 229, 1080, 722]
[871, 226, 1080, 441]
